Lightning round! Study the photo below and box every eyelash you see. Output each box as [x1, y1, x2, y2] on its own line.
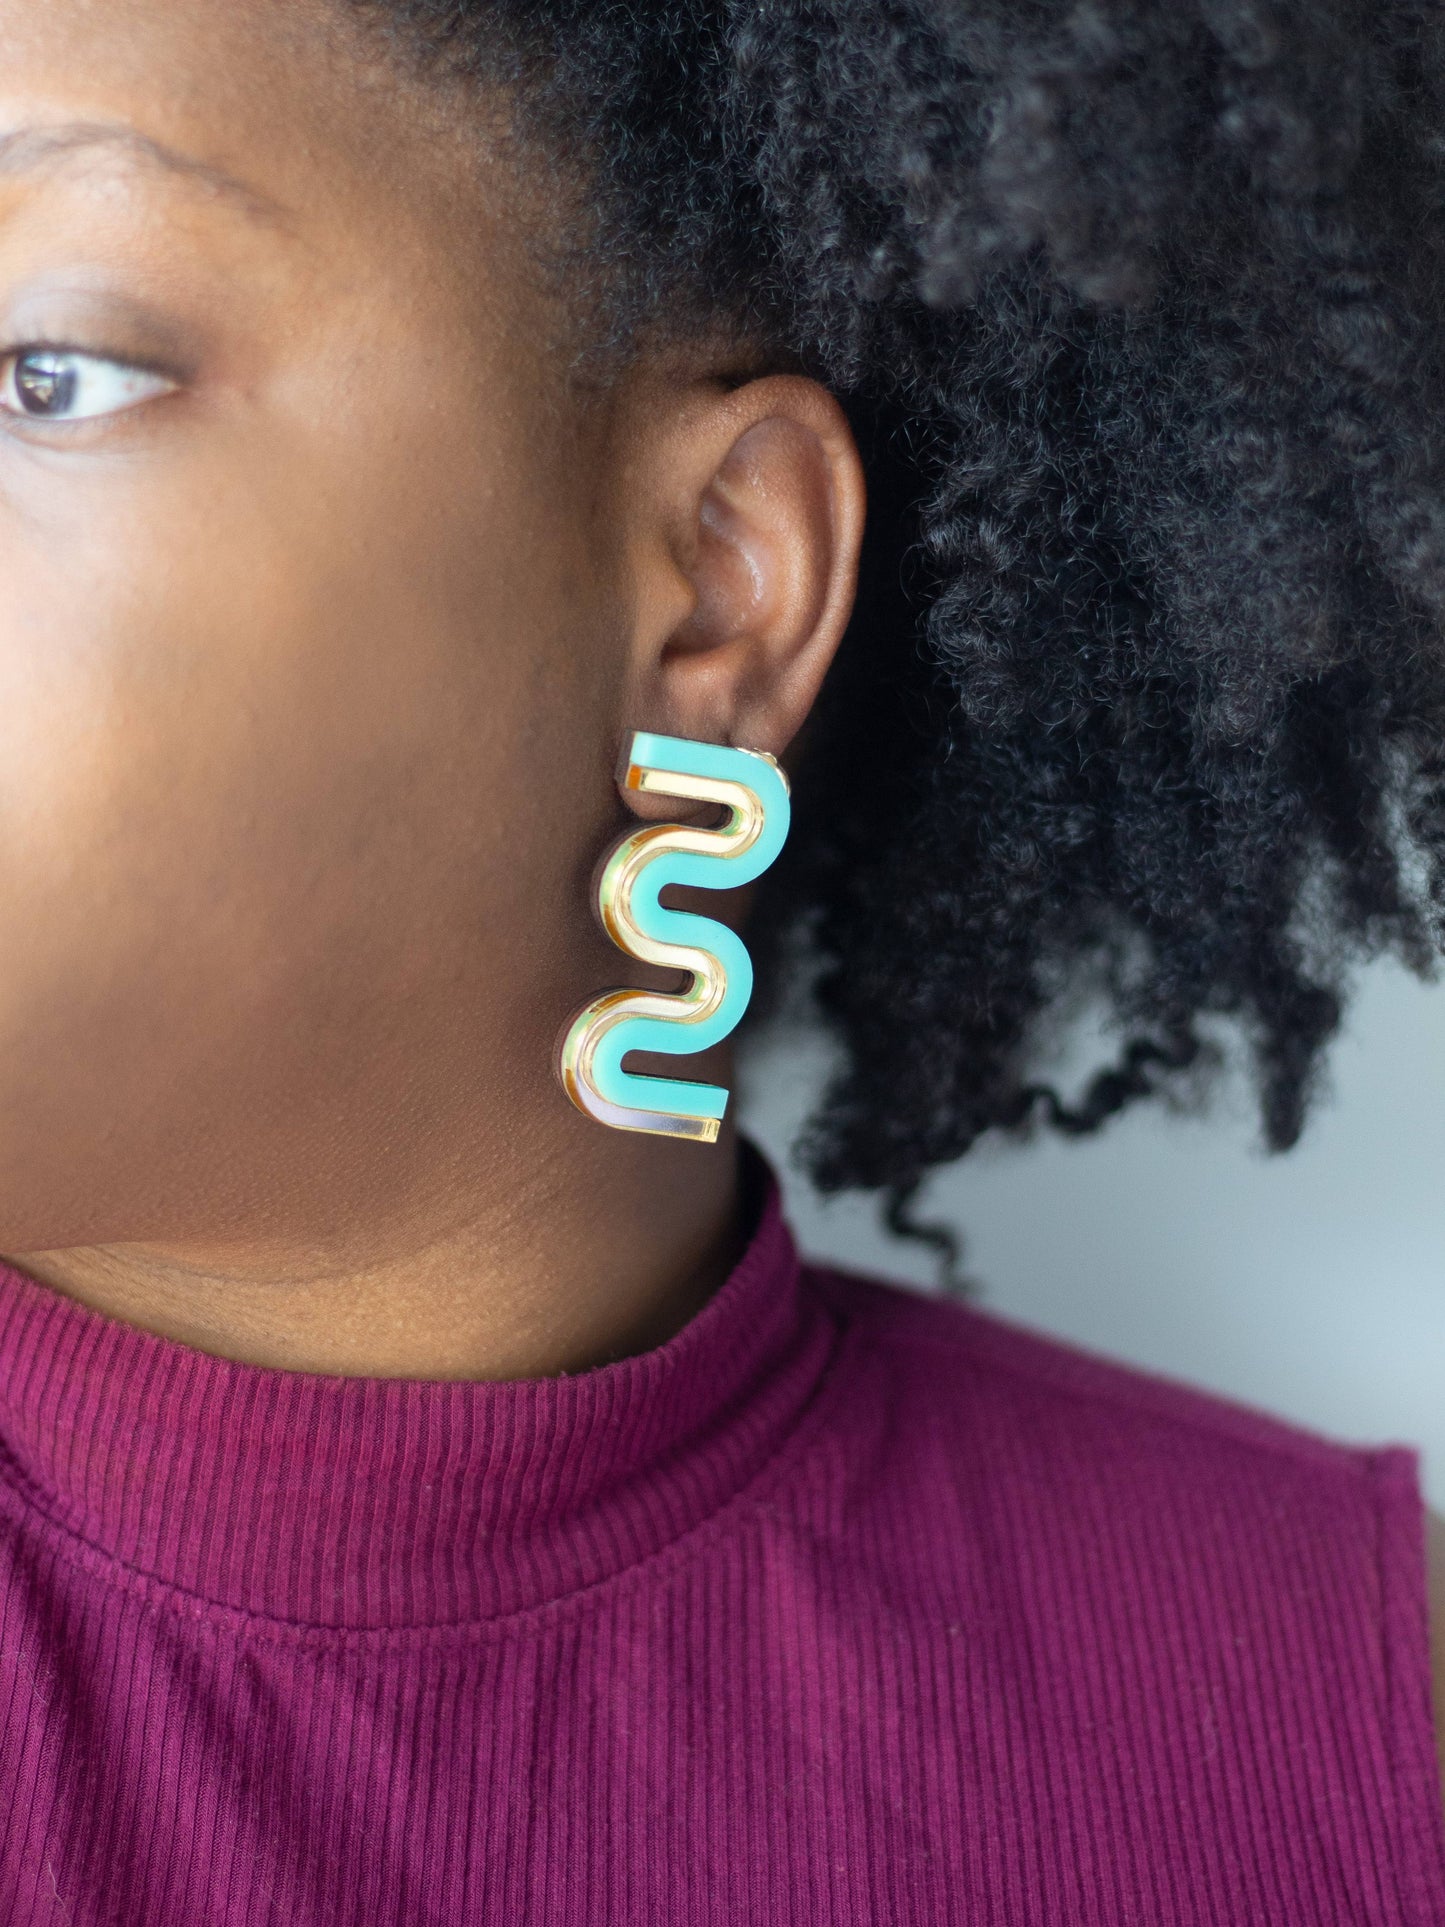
[0, 344, 180, 427]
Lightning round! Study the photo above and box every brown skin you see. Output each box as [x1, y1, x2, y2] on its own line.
[0, 0, 1438, 1805]
[0, 0, 863, 1379]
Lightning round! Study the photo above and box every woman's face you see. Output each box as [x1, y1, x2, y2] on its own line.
[0, 0, 863, 1261]
[0, 0, 666, 1248]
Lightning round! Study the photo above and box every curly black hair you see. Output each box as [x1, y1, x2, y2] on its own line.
[360, 0, 1445, 1212]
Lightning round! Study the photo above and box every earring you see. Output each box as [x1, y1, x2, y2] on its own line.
[559, 730, 791, 1142]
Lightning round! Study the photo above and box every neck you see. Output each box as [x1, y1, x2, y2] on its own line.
[2, 1121, 749, 1380]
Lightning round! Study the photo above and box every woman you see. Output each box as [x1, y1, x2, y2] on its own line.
[0, 0, 1440, 1918]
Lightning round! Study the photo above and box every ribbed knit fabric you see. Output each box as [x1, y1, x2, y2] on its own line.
[0, 1161, 1441, 1925]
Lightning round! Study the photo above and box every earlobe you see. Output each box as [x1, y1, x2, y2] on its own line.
[624, 373, 866, 781]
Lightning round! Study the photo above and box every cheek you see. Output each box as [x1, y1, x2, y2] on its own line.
[0, 414, 622, 1147]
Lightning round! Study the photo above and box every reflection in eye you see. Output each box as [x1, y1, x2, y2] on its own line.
[0, 349, 177, 422]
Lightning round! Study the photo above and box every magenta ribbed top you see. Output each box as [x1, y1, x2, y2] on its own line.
[0, 1162, 1441, 1923]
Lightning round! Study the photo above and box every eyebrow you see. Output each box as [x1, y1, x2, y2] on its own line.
[0, 120, 287, 226]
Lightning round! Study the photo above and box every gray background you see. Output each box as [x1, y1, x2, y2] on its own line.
[739, 957, 1445, 1506]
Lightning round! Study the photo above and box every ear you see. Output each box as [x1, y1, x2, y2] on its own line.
[616, 372, 866, 814]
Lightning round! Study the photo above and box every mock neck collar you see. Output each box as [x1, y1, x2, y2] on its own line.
[0, 1159, 834, 1630]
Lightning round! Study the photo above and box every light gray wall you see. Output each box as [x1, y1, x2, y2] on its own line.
[738, 958, 1445, 1507]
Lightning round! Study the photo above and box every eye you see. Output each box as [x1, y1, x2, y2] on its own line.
[0, 348, 178, 423]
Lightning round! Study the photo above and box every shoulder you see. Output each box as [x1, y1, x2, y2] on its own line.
[1431, 1510, 1445, 1823]
[801, 1258, 1433, 1670]
[799, 1258, 1445, 1857]
[806, 1259, 1399, 1493]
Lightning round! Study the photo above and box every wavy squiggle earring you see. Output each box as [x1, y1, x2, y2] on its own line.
[559, 730, 791, 1142]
